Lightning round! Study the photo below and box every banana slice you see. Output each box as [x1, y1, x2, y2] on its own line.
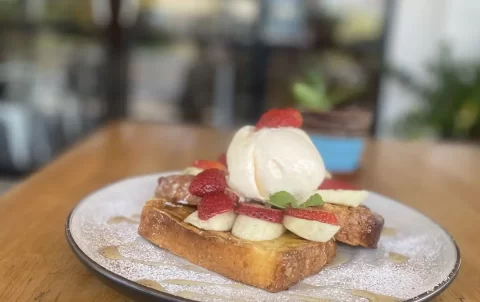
[283, 216, 340, 242]
[232, 215, 285, 241]
[183, 166, 204, 176]
[313, 189, 368, 207]
[184, 210, 236, 231]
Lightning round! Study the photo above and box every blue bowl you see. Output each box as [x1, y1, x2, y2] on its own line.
[310, 135, 365, 173]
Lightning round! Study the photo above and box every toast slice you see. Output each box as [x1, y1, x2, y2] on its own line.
[155, 175, 384, 248]
[138, 198, 336, 292]
[155, 174, 201, 205]
[322, 203, 384, 248]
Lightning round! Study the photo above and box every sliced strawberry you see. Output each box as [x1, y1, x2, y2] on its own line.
[217, 153, 227, 168]
[224, 188, 240, 204]
[192, 160, 226, 171]
[255, 108, 303, 129]
[318, 179, 359, 190]
[284, 208, 338, 225]
[198, 192, 236, 220]
[235, 203, 284, 223]
[189, 169, 227, 197]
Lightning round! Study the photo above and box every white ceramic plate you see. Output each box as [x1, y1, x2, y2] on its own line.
[66, 172, 460, 302]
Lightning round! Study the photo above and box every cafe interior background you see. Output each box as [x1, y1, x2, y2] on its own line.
[1, 0, 480, 194]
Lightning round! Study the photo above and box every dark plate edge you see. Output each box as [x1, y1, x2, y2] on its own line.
[65, 173, 462, 302]
[65, 209, 194, 302]
[397, 203, 462, 301]
[367, 192, 462, 301]
[406, 241, 460, 302]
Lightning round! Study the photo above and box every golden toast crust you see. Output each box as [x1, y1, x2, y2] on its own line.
[155, 174, 201, 205]
[323, 203, 384, 248]
[138, 199, 336, 292]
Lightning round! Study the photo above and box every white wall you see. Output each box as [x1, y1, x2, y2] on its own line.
[377, 0, 480, 138]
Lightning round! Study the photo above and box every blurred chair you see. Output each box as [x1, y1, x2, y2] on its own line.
[0, 103, 31, 171]
[0, 62, 52, 173]
[0, 102, 53, 173]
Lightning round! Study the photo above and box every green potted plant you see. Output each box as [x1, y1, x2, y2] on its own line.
[389, 46, 480, 140]
[292, 56, 371, 174]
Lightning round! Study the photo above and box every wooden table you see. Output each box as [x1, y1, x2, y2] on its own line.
[0, 122, 478, 302]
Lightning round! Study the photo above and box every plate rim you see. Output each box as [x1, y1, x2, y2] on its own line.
[65, 172, 461, 302]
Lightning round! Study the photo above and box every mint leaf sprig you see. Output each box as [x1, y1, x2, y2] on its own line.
[267, 191, 296, 209]
[295, 193, 324, 208]
[267, 191, 324, 209]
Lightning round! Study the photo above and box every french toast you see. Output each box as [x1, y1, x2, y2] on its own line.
[138, 198, 337, 292]
[322, 203, 384, 248]
[155, 174, 384, 248]
[155, 174, 200, 205]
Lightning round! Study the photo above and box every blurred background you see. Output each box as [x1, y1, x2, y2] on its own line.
[1, 0, 480, 191]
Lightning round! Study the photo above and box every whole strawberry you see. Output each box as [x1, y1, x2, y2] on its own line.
[189, 168, 227, 197]
[255, 108, 303, 129]
[198, 192, 236, 220]
[224, 188, 240, 204]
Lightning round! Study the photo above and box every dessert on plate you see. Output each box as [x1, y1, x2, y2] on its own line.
[138, 108, 384, 292]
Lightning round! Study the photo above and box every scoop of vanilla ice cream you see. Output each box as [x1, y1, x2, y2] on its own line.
[227, 126, 325, 201]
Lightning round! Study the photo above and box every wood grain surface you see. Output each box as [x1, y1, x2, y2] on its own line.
[0, 122, 478, 302]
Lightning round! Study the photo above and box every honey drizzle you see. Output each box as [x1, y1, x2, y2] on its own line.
[136, 279, 166, 291]
[381, 227, 397, 237]
[387, 252, 409, 264]
[351, 289, 400, 301]
[162, 279, 245, 289]
[326, 251, 352, 268]
[107, 216, 139, 225]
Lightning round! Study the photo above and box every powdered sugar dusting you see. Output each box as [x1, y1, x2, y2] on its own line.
[70, 172, 458, 301]
[177, 198, 189, 205]
[165, 201, 182, 208]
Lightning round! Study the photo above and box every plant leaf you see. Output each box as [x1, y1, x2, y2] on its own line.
[292, 82, 320, 109]
[268, 191, 296, 209]
[296, 193, 324, 208]
[328, 86, 365, 105]
[307, 70, 326, 93]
